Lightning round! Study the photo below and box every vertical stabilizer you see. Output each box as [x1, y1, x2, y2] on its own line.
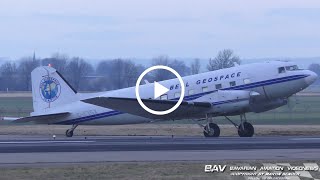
[31, 66, 78, 113]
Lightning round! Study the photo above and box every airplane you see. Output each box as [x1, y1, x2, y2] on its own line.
[9, 60, 318, 137]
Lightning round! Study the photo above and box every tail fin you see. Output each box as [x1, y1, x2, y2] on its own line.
[31, 66, 78, 113]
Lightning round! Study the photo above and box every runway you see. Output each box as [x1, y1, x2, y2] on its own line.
[1, 135, 320, 153]
[0, 135, 320, 164]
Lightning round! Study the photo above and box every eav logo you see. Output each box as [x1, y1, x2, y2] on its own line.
[204, 165, 227, 173]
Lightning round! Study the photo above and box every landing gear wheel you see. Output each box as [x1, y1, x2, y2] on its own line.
[203, 123, 220, 137]
[238, 122, 254, 137]
[65, 124, 78, 137]
[66, 129, 74, 137]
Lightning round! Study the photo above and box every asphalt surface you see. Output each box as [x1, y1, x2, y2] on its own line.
[0, 135, 320, 153]
[0, 135, 320, 164]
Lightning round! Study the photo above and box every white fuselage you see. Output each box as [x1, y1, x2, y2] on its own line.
[37, 61, 317, 125]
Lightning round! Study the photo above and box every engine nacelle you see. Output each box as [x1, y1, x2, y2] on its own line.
[250, 99, 288, 113]
[195, 90, 259, 115]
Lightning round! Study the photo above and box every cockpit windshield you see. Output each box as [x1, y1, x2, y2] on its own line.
[285, 65, 299, 71]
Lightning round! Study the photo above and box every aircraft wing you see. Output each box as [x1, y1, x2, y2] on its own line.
[13, 112, 70, 124]
[82, 97, 211, 120]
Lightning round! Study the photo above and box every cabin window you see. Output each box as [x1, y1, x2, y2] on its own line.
[278, 67, 285, 73]
[174, 92, 180, 98]
[243, 78, 251, 84]
[160, 94, 168, 100]
[229, 81, 236, 87]
[202, 86, 208, 92]
[215, 84, 222, 89]
[188, 89, 194, 95]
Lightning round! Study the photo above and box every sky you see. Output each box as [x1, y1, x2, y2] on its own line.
[0, 0, 320, 61]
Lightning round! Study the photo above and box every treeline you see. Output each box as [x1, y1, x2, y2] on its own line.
[0, 49, 238, 91]
[0, 54, 204, 92]
[0, 49, 319, 92]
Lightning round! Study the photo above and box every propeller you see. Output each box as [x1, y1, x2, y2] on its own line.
[287, 94, 299, 110]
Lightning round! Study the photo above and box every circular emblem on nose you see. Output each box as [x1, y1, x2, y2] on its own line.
[39, 77, 61, 103]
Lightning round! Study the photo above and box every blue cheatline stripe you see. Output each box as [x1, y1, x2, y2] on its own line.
[212, 98, 250, 106]
[55, 110, 122, 125]
[225, 74, 307, 91]
[54, 74, 308, 125]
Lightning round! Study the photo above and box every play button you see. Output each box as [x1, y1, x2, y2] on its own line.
[135, 65, 185, 115]
[154, 81, 169, 99]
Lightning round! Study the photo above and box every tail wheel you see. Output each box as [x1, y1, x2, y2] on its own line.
[66, 129, 74, 137]
[203, 123, 220, 137]
[238, 122, 254, 137]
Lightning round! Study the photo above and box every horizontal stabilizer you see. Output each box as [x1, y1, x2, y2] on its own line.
[14, 112, 70, 124]
[82, 97, 211, 120]
[1, 117, 21, 121]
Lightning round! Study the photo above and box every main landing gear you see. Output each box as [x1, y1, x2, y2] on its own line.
[225, 114, 254, 137]
[66, 124, 78, 137]
[204, 123, 220, 137]
[193, 114, 220, 137]
[194, 114, 254, 138]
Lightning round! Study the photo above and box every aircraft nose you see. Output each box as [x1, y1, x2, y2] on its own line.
[305, 71, 318, 85]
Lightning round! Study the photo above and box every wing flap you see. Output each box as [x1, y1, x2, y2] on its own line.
[82, 97, 211, 120]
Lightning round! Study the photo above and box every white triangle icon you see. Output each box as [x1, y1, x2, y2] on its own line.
[154, 81, 169, 99]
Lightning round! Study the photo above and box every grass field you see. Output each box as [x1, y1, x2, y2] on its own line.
[0, 97, 32, 117]
[0, 161, 319, 180]
[0, 94, 319, 125]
